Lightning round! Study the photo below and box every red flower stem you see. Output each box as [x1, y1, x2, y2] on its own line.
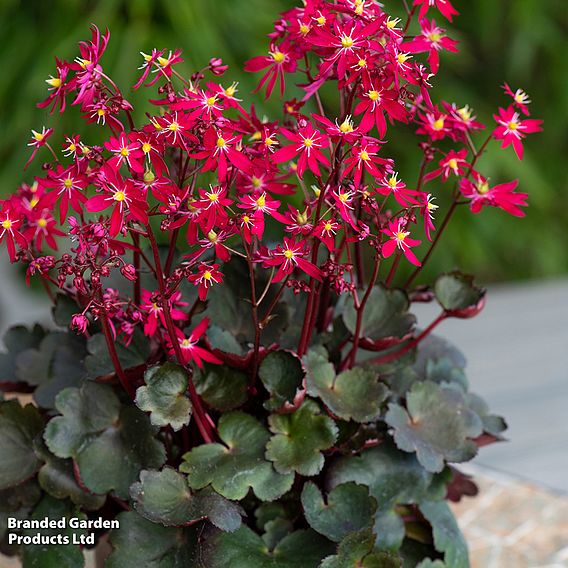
[99, 307, 134, 398]
[341, 254, 381, 370]
[402, 5, 417, 35]
[259, 276, 289, 328]
[242, 237, 261, 385]
[145, 223, 214, 444]
[385, 251, 402, 287]
[368, 311, 446, 366]
[132, 232, 141, 305]
[164, 227, 180, 277]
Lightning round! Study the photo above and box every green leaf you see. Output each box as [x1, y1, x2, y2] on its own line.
[420, 501, 469, 568]
[259, 351, 303, 410]
[434, 272, 484, 313]
[44, 382, 166, 499]
[385, 381, 483, 473]
[16, 331, 88, 409]
[0, 400, 43, 490]
[207, 325, 244, 356]
[85, 328, 150, 377]
[34, 440, 105, 510]
[0, 325, 45, 383]
[262, 518, 293, 551]
[328, 444, 446, 550]
[416, 561, 446, 568]
[320, 530, 403, 568]
[301, 482, 377, 542]
[0, 480, 41, 541]
[266, 400, 338, 476]
[255, 502, 289, 532]
[465, 393, 507, 437]
[130, 467, 242, 532]
[107, 511, 200, 568]
[135, 363, 192, 431]
[52, 293, 80, 327]
[193, 364, 248, 411]
[181, 412, 293, 501]
[341, 286, 415, 340]
[21, 496, 86, 568]
[304, 347, 388, 422]
[202, 525, 334, 568]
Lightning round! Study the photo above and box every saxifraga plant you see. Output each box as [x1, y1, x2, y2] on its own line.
[0, 0, 541, 566]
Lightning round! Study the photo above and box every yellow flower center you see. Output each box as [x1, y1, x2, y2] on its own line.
[339, 192, 350, 203]
[395, 231, 407, 242]
[271, 51, 285, 63]
[243, 215, 250, 223]
[30, 197, 39, 208]
[142, 142, 152, 154]
[224, 83, 238, 97]
[208, 192, 219, 202]
[120, 147, 130, 157]
[341, 35, 354, 49]
[299, 24, 310, 35]
[448, 158, 458, 170]
[251, 176, 262, 188]
[63, 178, 73, 189]
[432, 118, 445, 131]
[357, 58, 367, 68]
[157, 56, 170, 67]
[386, 17, 400, 29]
[367, 90, 380, 101]
[303, 138, 313, 148]
[284, 249, 294, 259]
[113, 191, 126, 202]
[206, 96, 217, 107]
[207, 230, 218, 242]
[180, 339, 192, 348]
[477, 181, 490, 195]
[316, 15, 326, 25]
[97, 109, 106, 117]
[457, 106, 472, 121]
[324, 222, 332, 231]
[397, 53, 411, 64]
[388, 176, 398, 188]
[46, 77, 62, 88]
[37, 218, 48, 228]
[32, 130, 45, 141]
[216, 137, 226, 148]
[508, 121, 519, 131]
[339, 119, 354, 133]
[203, 270, 212, 280]
[2, 220, 12, 230]
[144, 170, 155, 184]
[360, 151, 370, 161]
[428, 32, 442, 43]
[265, 136, 276, 146]
[168, 122, 179, 131]
[251, 131, 262, 141]
[256, 194, 266, 208]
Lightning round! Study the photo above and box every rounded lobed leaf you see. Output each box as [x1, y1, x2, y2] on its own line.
[193, 364, 248, 411]
[301, 481, 377, 542]
[181, 411, 293, 501]
[266, 400, 338, 477]
[259, 350, 304, 410]
[0, 400, 44, 490]
[130, 467, 242, 532]
[135, 362, 192, 431]
[385, 381, 483, 473]
[304, 347, 388, 422]
[434, 272, 485, 316]
[44, 381, 166, 499]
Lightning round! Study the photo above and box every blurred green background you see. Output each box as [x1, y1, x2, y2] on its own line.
[0, 0, 566, 283]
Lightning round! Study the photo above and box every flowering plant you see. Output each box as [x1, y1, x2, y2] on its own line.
[0, 0, 541, 566]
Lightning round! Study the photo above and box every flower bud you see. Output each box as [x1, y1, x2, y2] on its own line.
[71, 314, 89, 335]
[120, 263, 137, 281]
[209, 57, 228, 76]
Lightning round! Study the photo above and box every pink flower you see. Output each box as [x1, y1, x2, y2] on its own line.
[502, 83, 531, 116]
[459, 172, 528, 217]
[141, 289, 187, 337]
[71, 314, 89, 335]
[0, 206, 28, 262]
[354, 83, 408, 137]
[492, 106, 542, 160]
[424, 149, 469, 183]
[261, 237, 322, 282]
[404, 19, 458, 74]
[414, 0, 458, 22]
[25, 127, 53, 169]
[105, 132, 145, 174]
[245, 45, 297, 98]
[381, 219, 422, 266]
[342, 139, 391, 187]
[187, 263, 224, 301]
[169, 318, 221, 368]
[272, 123, 329, 178]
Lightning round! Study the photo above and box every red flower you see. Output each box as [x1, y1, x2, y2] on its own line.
[245, 45, 298, 98]
[25, 210, 64, 251]
[25, 127, 53, 169]
[105, 132, 145, 174]
[342, 139, 391, 187]
[376, 172, 419, 207]
[492, 106, 543, 160]
[39, 164, 89, 223]
[188, 263, 224, 301]
[85, 165, 148, 236]
[414, 0, 458, 22]
[38, 58, 75, 114]
[424, 149, 469, 183]
[272, 123, 329, 178]
[459, 172, 528, 217]
[0, 206, 28, 262]
[261, 237, 322, 282]
[404, 19, 458, 74]
[381, 219, 422, 266]
[502, 83, 531, 116]
[169, 318, 221, 367]
[354, 84, 408, 137]
[141, 289, 187, 337]
[170, 88, 224, 122]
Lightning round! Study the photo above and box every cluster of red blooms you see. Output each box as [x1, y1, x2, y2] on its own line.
[0, 0, 541, 369]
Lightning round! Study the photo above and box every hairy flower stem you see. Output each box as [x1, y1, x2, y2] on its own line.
[164, 227, 180, 277]
[100, 307, 134, 398]
[242, 237, 261, 386]
[146, 223, 214, 443]
[341, 255, 381, 370]
[132, 232, 141, 305]
[368, 312, 446, 366]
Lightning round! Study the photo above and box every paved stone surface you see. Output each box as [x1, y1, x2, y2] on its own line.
[450, 465, 568, 568]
